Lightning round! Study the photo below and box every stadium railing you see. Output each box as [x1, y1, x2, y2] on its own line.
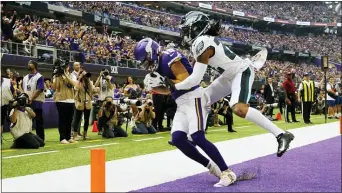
[1, 41, 141, 69]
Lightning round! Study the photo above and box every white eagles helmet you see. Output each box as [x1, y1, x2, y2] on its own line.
[144, 72, 165, 91]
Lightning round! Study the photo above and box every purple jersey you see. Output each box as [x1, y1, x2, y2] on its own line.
[156, 49, 199, 99]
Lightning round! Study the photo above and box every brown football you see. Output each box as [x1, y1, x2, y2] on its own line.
[152, 86, 170, 95]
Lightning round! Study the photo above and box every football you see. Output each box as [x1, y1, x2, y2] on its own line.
[151, 86, 171, 95]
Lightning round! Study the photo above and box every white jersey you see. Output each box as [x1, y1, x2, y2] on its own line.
[191, 35, 250, 77]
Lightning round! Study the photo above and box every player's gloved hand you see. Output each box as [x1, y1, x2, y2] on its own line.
[163, 76, 176, 90]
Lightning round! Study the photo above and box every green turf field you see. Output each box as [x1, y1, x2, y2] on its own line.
[1, 114, 337, 179]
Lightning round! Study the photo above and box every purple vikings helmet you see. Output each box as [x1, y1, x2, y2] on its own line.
[134, 38, 161, 71]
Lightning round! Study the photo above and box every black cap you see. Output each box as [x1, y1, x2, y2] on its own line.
[304, 73, 309, 76]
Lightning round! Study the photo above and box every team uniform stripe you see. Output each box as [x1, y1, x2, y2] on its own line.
[197, 98, 204, 131]
[238, 68, 251, 104]
[195, 98, 203, 131]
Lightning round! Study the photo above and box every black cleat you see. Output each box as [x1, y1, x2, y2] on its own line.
[276, 132, 295, 157]
[228, 129, 237, 133]
[168, 139, 197, 146]
[168, 140, 174, 146]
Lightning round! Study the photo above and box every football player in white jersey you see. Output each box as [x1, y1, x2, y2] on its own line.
[164, 11, 294, 158]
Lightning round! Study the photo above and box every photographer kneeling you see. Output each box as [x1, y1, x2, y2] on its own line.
[132, 100, 157, 134]
[9, 93, 44, 149]
[98, 96, 128, 138]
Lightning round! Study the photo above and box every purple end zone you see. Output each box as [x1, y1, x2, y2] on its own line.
[133, 136, 341, 192]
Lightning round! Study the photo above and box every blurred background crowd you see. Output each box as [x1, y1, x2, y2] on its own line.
[2, 1, 341, 63]
[200, 1, 341, 23]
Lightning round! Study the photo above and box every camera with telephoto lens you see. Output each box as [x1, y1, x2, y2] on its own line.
[9, 93, 29, 108]
[79, 70, 92, 79]
[101, 69, 109, 78]
[52, 58, 69, 76]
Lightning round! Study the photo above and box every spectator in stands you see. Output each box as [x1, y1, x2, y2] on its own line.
[9, 93, 45, 149]
[132, 99, 157, 134]
[22, 60, 45, 141]
[52, 59, 77, 144]
[1, 10, 16, 52]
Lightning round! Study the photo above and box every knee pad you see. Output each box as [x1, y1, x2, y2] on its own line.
[171, 131, 187, 146]
[190, 131, 207, 146]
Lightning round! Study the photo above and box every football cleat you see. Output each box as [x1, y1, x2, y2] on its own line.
[207, 161, 221, 179]
[213, 169, 237, 187]
[250, 48, 268, 70]
[276, 131, 295, 157]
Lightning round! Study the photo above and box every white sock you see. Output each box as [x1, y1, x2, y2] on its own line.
[245, 107, 284, 137]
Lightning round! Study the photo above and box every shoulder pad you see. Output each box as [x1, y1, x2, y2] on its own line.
[191, 36, 214, 59]
[162, 49, 182, 67]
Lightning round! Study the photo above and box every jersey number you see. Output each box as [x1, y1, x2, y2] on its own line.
[213, 38, 236, 60]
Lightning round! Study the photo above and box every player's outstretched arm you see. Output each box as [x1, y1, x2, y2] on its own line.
[174, 48, 214, 90]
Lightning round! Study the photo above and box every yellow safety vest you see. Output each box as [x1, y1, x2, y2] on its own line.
[302, 81, 315, 102]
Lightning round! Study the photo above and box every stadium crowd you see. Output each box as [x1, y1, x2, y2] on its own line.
[190, 1, 341, 23]
[2, 2, 341, 63]
[52, 1, 341, 62]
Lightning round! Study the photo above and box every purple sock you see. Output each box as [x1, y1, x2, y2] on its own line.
[172, 131, 210, 167]
[191, 131, 229, 171]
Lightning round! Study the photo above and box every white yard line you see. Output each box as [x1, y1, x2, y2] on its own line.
[2, 122, 339, 192]
[79, 143, 119, 149]
[133, 137, 164, 142]
[3, 150, 58, 159]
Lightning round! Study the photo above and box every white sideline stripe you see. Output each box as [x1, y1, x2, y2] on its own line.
[2, 122, 339, 192]
[133, 137, 164, 142]
[3, 150, 58, 159]
[79, 143, 119, 149]
[209, 125, 250, 132]
[235, 126, 250, 128]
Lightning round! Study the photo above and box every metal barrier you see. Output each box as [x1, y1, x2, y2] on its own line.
[1, 41, 36, 57]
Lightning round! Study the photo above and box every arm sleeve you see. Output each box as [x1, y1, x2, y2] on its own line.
[298, 83, 303, 91]
[36, 76, 45, 91]
[175, 62, 208, 90]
